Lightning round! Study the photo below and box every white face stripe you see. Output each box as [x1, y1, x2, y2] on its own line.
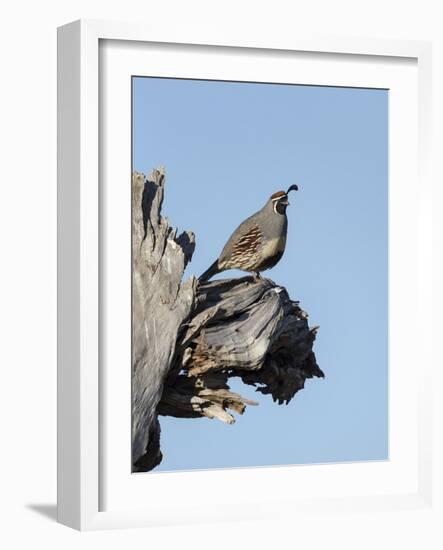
[272, 195, 288, 214]
[271, 194, 287, 202]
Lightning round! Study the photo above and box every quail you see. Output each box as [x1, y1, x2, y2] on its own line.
[199, 184, 299, 282]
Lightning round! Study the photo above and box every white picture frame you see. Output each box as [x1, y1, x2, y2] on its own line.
[57, 19, 434, 531]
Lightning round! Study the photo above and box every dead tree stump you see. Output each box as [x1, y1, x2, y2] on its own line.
[132, 168, 324, 472]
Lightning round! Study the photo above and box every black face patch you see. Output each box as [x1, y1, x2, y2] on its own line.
[275, 201, 288, 215]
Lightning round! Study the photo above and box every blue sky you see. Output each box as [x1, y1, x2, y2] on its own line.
[132, 76, 388, 471]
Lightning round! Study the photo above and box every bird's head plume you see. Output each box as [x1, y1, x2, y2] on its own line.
[270, 184, 298, 214]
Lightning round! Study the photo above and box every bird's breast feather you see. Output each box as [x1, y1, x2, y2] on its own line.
[263, 235, 286, 257]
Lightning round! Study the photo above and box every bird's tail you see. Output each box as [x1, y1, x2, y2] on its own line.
[199, 260, 221, 282]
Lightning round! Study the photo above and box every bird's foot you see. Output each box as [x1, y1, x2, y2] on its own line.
[253, 271, 262, 282]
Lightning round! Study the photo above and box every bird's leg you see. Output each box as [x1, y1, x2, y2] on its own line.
[253, 271, 262, 282]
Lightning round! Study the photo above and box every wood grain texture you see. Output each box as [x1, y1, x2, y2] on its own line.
[132, 168, 196, 468]
[132, 168, 323, 472]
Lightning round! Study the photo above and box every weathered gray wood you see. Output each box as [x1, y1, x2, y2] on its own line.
[162, 277, 323, 409]
[158, 372, 258, 424]
[132, 169, 196, 468]
[132, 168, 323, 472]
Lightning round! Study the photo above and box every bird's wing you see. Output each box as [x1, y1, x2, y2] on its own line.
[221, 223, 263, 265]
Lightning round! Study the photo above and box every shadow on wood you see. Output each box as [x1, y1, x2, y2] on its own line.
[132, 168, 323, 472]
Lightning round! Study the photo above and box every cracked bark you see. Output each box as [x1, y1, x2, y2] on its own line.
[132, 168, 324, 472]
